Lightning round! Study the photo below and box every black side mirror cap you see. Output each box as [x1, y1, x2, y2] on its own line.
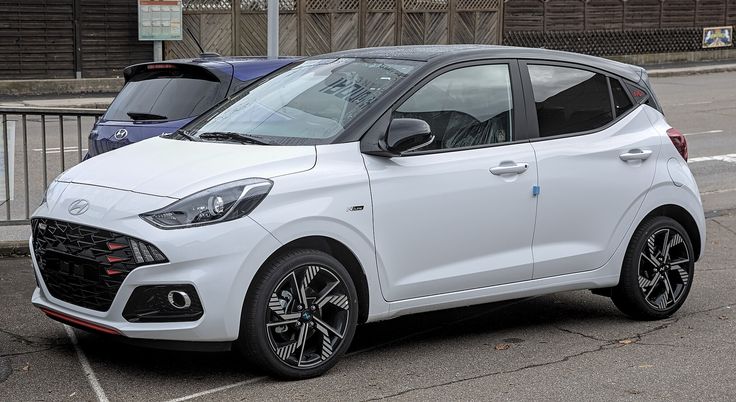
[385, 118, 434, 155]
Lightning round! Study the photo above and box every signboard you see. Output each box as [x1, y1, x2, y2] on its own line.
[703, 26, 733, 48]
[138, 0, 183, 41]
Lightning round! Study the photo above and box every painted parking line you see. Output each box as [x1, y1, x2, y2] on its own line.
[64, 325, 109, 402]
[684, 129, 724, 136]
[163, 377, 266, 402]
[688, 154, 736, 164]
[666, 101, 713, 107]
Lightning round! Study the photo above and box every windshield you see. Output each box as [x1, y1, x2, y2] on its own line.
[187, 58, 422, 145]
[105, 69, 222, 122]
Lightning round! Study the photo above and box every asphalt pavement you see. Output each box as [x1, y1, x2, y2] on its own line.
[1, 71, 736, 401]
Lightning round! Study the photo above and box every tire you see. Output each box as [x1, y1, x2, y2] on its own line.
[237, 248, 359, 379]
[612, 216, 695, 320]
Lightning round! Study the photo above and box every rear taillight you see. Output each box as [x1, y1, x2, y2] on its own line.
[666, 128, 688, 161]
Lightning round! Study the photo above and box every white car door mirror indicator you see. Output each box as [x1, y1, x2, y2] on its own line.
[140, 178, 273, 229]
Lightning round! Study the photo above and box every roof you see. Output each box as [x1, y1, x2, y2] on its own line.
[314, 45, 644, 82]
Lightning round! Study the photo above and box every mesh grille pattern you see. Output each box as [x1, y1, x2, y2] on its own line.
[456, 0, 498, 11]
[503, 28, 705, 56]
[367, 0, 396, 11]
[32, 219, 168, 312]
[403, 0, 448, 11]
[184, 0, 233, 11]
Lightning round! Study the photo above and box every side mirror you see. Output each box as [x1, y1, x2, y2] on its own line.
[386, 118, 434, 155]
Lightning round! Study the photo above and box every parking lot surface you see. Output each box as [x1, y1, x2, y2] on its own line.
[2, 71, 736, 401]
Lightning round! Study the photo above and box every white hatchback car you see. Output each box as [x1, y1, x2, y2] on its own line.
[31, 45, 704, 379]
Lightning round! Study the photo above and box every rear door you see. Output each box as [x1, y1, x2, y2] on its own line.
[521, 61, 660, 278]
[364, 61, 538, 301]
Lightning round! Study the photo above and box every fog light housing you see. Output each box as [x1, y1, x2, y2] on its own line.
[122, 285, 203, 322]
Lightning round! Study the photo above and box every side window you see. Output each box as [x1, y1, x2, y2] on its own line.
[528, 64, 613, 137]
[610, 78, 634, 117]
[392, 64, 513, 152]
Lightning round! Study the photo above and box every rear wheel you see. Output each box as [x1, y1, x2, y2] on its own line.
[612, 216, 694, 320]
[237, 249, 358, 379]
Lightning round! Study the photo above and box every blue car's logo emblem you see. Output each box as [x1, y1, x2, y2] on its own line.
[68, 199, 90, 216]
[114, 129, 128, 140]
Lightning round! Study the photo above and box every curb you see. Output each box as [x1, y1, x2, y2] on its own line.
[646, 63, 736, 77]
[0, 241, 29, 257]
[0, 78, 124, 97]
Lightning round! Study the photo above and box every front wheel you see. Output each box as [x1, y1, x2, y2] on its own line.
[237, 249, 358, 379]
[612, 216, 695, 320]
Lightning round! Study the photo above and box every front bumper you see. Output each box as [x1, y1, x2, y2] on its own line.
[31, 182, 281, 342]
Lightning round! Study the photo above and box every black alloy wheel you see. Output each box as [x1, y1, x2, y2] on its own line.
[612, 216, 695, 320]
[238, 249, 358, 379]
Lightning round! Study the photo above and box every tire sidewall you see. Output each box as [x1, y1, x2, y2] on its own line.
[622, 217, 695, 318]
[239, 249, 359, 379]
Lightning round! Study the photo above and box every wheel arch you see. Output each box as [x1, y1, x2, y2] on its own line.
[249, 236, 371, 324]
[640, 204, 702, 261]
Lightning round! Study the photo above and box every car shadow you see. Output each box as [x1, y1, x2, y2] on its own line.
[73, 291, 627, 380]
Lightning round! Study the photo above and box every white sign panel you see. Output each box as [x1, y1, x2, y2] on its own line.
[138, 0, 183, 41]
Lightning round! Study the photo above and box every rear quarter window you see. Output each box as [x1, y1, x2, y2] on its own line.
[104, 68, 223, 122]
[610, 78, 634, 117]
[528, 64, 613, 137]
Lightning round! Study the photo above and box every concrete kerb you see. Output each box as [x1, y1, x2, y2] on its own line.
[0, 240, 30, 257]
[0, 61, 734, 97]
[0, 78, 124, 97]
[646, 63, 736, 77]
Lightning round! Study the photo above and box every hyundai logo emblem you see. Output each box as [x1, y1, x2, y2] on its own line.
[114, 129, 128, 140]
[68, 199, 90, 216]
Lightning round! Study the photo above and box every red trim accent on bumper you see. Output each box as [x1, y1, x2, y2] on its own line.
[38, 307, 121, 336]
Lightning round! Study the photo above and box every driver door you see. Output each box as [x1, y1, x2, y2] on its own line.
[362, 61, 538, 301]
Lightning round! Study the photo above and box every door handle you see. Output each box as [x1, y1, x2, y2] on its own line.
[490, 162, 529, 175]
[619, 149, 653, 161]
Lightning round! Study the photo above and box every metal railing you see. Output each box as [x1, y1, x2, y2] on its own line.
[1, 106, 106, 226]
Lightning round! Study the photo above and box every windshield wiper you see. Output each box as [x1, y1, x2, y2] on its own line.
[127, 111, 168, 120]
[198, 132, 273, 145]
[163, 129, 195, 141]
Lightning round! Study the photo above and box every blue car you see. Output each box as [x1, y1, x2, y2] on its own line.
[87, 56, 298, 158]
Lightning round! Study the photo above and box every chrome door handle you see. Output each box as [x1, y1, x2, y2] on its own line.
[619, 149, 653, 161]
[490, 162, 529, 175]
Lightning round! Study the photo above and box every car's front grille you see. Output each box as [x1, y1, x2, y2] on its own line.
[32, 218, 168, 311]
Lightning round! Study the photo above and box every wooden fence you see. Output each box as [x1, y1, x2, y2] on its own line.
[0, 0, 151, 79]
[165, 0, 503, 58]
[502, 0, 736, 56]
[168, 0, 736, 59]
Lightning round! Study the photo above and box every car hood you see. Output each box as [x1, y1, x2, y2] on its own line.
[58, 137, 316, 199]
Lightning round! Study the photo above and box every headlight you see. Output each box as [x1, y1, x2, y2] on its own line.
[140, 178, 273, 229]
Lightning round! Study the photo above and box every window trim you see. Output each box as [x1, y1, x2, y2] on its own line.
[360, 59, 528, 157]
[519, 59, 642, 142]
[609, 76, 636, 119]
